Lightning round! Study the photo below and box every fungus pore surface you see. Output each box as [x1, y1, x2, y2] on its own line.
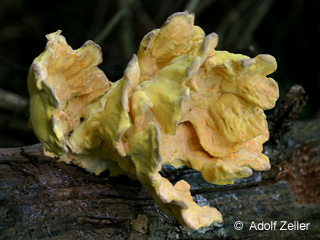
[27, 12, 279, 230]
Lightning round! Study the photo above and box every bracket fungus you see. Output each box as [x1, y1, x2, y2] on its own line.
[28, 12, 279, 230]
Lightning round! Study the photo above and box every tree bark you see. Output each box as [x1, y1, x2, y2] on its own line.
[1, 86, 320, 239]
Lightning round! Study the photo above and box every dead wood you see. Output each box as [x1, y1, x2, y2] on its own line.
[1, 85, 320, 239]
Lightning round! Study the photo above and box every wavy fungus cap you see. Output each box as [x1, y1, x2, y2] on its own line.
[27, 30, 111, 155]
[28, 12, 279, 230]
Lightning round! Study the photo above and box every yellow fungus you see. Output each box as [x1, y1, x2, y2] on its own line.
[28, 12, 279, 230]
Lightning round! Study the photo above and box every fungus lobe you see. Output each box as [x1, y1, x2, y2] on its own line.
[28, 12, 279, 230]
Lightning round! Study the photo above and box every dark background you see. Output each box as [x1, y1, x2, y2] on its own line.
[0, 0, 319, 147]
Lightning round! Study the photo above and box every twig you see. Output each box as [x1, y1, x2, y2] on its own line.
[120, 0, 135, 59]
[93, 0, 133, 44]
[0, 88, 28, 113]
[155, 0, 182, 23]
[216, 0, 275, 50]
[185, 0, 200, 13]
[87, 0, 110, 39]
[133, 0, 157, 31]
[216, 0, 253, 49]
[237, 0, 275, 49]
[195, 0, 216, 15]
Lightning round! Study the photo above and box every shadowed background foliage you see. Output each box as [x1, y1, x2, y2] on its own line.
[0, 0, 319, 147]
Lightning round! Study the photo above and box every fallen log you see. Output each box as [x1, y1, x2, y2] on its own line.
[1, 85, 320, 239]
